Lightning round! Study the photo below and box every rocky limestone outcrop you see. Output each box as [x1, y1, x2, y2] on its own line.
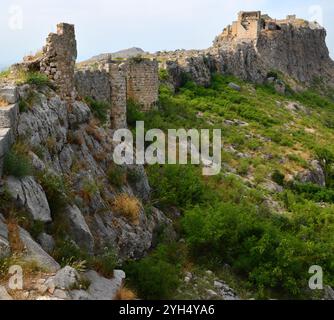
[6, 176, 52, 223]
[0, 266, 126, 300]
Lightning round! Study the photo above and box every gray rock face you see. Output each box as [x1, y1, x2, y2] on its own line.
[84, 270, 125, 300]
[297, 160, 326, 187]
[19, 228, 60, 272]
[45, 266, 80, 290]
[37, 233, 55, 254]
[65, 205, 94, 253]
[68, 100, 91, 127]
[0, 214, 10, 258]
[6, 176, 52, 223]
[0, 85, 19, 104]
[0, 103, 19, 129]
[0, 286, 13, 300]
[324, 286, 334, 300]
[17, 93, 68, 151]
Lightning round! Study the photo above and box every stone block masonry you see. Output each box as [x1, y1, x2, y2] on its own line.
[75, 58, 159, 128]
[40, 23, 77, 100]
[0, 86, 19, 174]
[126, 59, 159, 112]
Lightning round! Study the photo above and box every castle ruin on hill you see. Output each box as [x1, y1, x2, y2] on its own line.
[214, 11, 312, 44]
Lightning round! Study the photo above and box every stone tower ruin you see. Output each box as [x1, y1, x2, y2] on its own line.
[40, 23, 77, 100]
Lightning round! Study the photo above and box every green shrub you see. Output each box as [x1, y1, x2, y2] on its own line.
[147, 164, 208, 210]
[84, 97, 110, 124]
[182, 202, 334, 297]
[92, 246, 117, 278]
[125, 244, 184, 300]
[3, 148, 32, 178]
[107, 164, 127, 188]
[127, 100, 145, 127]
[53, 239, 88, 267]
[22, 72, 52, 87]
[37, 172, 69, 214]
[272, 170, 285, 186]
[159, 69, 169, 81]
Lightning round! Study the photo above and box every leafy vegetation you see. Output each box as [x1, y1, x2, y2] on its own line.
[3, 143, 32, 178]
[126, 74, 334, 299]
[84, 96, 111, 124]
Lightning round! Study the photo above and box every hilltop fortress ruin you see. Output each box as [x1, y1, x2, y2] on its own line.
[1, 10, 334, 172]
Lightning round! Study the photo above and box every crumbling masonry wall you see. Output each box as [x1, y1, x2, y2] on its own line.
[75, 59, 159, 128]
[126, 59, 159, 111]
[40, 23, 77, 100]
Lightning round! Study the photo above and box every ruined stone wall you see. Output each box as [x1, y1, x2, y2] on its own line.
[75, 68, 111, 103]
[106, 63, 127, 129]
[0, 85, 19, 174]
[126, 59, 159, 111]
[236, 11, 261, 40]
[40, 23, 77, 100]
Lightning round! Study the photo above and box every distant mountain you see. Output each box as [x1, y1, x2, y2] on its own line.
[84, 47, 148, 64]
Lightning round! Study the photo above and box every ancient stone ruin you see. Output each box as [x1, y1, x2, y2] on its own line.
[40, 23, 77, 100]
[75, 58, 159, 127]
[214, 11, 314, 44]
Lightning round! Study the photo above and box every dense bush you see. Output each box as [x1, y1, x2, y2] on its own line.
[3, 145, 32, 178]
[125, 244, 185, 299]
[147, 164, 208, 210]
[182, 202, 334, 297]
[84, 97, 110, 124]
[36, 171, 69, 214]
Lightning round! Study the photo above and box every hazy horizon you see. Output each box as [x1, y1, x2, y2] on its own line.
[0, 0, 333, 69]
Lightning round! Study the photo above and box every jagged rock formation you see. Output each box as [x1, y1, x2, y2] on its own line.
[155, 11, 334, 90]
[0, 23, 174, 301]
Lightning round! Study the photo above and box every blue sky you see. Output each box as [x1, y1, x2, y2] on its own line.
[0, 0, 333, 68]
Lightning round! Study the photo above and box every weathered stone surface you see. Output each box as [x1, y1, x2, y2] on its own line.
[45, 266, 80, 290]
[19, 228, 60, 272]
[297, 160, 326, 187]
[0, 85, 19, 104]
[65, 205, 95, 253]
[0, 286, 13, 300]
[0, 128, 14, 159]
[0, 103, 19, 128]
[68, 100, 91, 127]
[37, 233, 55, 254]
[84, 270, 125, 300]
[40, 23, 77, 100]
[6, 176, 52, 223]
[0, 214, 10, 258]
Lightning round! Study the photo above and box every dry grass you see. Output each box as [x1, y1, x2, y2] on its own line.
[86, 121, 103, 143]
[115, 286, 137, 300]
[0, 97, 8, 107]
[113, 194, 141, 225]
[7, 219, 24, 253]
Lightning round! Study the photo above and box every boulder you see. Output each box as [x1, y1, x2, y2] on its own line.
[297, 160, 326, 187]
[19, 228, 60, 272]
[6, 176, 52, 223]
[228, 82, 241, 91]
[84, 270, 125, 300]
[45, 266, 80, 290]
[65, 205, 94, 253]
